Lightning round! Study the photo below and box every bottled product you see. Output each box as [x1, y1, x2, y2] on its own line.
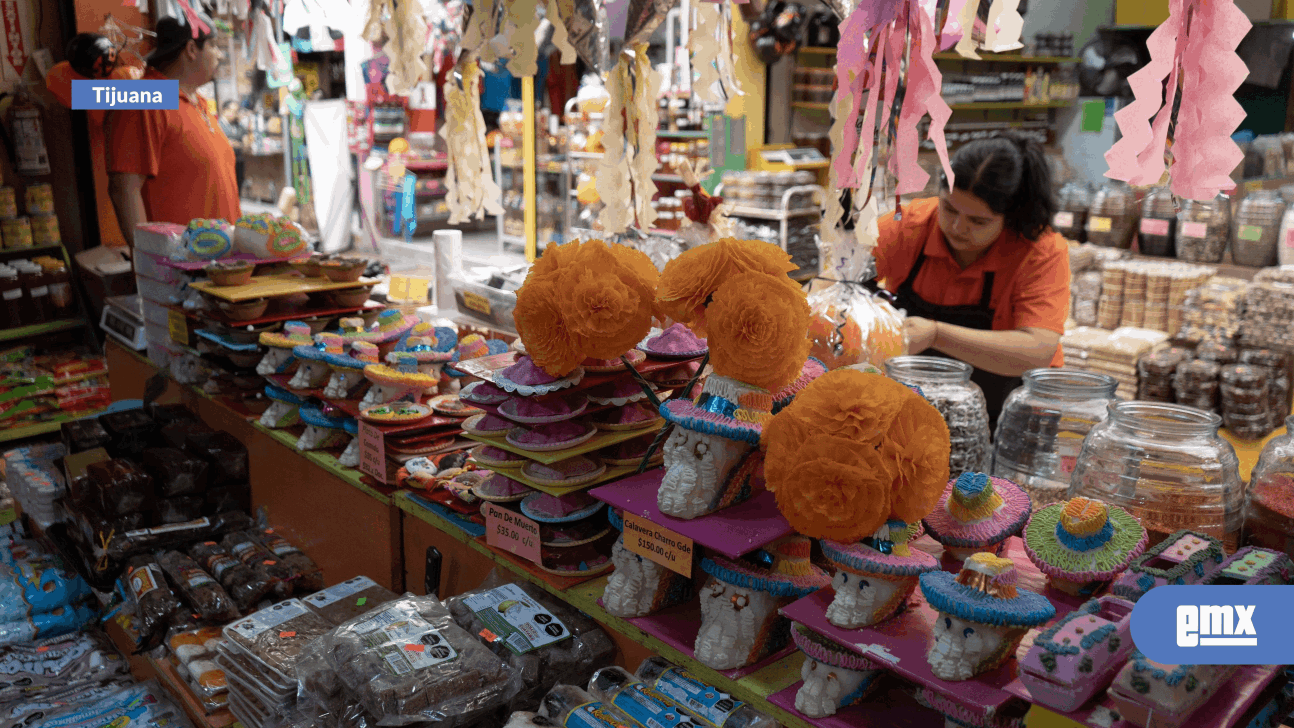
[15, 262, 47, 323]
[1175, 196, 1230, 263]
[993, 369, 1119, 509]
[1243, 417, 1294, 558]
[884, 356, 991, 475]
[1231, 190, 1284, 267]
[1052, 182, 1091, 242]
[1277, 204, 1294, 266]
[1137, 187, 1175, 257]
[1069, 401, 1244, 551]
[41, 260, 72, 318]
[1085, 182, 1138, 249]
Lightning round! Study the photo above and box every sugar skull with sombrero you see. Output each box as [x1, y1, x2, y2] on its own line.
[319, 339, 379, 399]
[257, 321, 312, 376]
[392, 323, 457, 392]
[360, 351, 440, 409]
[919, 552, 1056, 681]
[792, 623, 882, 718]
[338, 417, 362, 468]
[258, 383, 304, 430]
[345, 309, 420, 357]
[695, 535, 830, 670]
[601, 509, 693, 618]
[290, 333, 342, 391]
[923, 472, 1032, 563]
[295, 405, 352, 452]
[1023, 496, 1148, 596]
[823, 520, 940, 629]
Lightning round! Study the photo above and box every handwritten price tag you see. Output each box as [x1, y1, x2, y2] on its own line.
[357, 421, 388, 483]
[623, 513, 693, 576]
[484, 502, 542, 564]
[167, 309, 189, 346]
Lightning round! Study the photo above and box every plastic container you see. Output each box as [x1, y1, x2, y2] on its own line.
[1243, 416, 1294, 558]
[1069, 401, 1244, 551]
[1086, 182, 1138, 249]
[1231, 190, 1285, 268]
[884, 356, 991, 475]
[1137, 187, 1176, 257]
[1053, 182, 1092, 242]
[993, 369, 1119, 509]
[1175, 196, 1230, 263]
[634, 656, 779, 728]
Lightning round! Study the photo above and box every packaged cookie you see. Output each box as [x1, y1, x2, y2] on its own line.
[1221, 364, 1267, 389]
[215, 640, 296, 699]
[0, 630, 129, 705]
[184, 431, 249, 486]
[252, 528, 324, 592]
[1195, 342, 1239, 364]
[124, 554, 182, 646]
[223, 599, 333, 682]
[141, 448, 210, 498]
[107, 510, 256, 562]
[321, 594, 520, 726]
[223, 531, 295, 596]
[446, 576, 615, 711]
[157, 550, 239, 622]
[1240, 348, 1288, 369]
[302, 576, 397, 626]
[189, 540, 275, 613]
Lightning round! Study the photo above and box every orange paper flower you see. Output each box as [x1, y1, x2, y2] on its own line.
[513, 278, 584, 377]
[884, 395, 951, 524]
[526, 240, 581, 285]
[656, 238, 800, 332]
[761, 413, 822, 491]
[706, 272, 811, 392]
[778, 369, 910, 444]
[773, 442, 894, 542]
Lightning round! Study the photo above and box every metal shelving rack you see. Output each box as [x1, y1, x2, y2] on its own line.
[716, 183, 825, 252]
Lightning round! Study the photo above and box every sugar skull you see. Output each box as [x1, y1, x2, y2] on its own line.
[258, 400, 300, 429]
[256, 348, 295, 376]
[338, 437, 361, 467]
[602, 535, 691, 618]
[695, 576, 781, 671]
[658, 428, 751, 520]
[822, 524, 939, 630]
[287, 357, 331, 390]
[324, 369, 368, 399]
[792, 625, 881, 719]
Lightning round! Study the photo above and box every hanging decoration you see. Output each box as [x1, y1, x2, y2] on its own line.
[363, 0, 429, 95]
[1103, 0, 1250, 200]
[554, 0, 609, 73]
[691, 0, 742, 106]
[441, 62, 504, 223]
[595, 47, 663, 234]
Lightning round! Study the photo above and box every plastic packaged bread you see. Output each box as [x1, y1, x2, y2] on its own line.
[319, 594, 520, 726]
[251, 528, 324, 592]
[141, 448, 210, 498]
[223, 599, 333, 682]
[222, 531, 295, 597]
[302, 576, 397, 626]
[157, 550, 239, 622]
[124, 554, 182, 647]
[189, 540, 275, 613]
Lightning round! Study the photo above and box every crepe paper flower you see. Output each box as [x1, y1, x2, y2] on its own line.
[561, 254, 651, 360]
[883, 394, 952, 524]
[527, 239, 581, 285]
[656, 238, 800, 333]
[775, 444, 895, 543]
[780, 369, 910, 444]
[761, 412, 822, 492]
[704, 272, 810, 392]
[513, 278, 584, 377]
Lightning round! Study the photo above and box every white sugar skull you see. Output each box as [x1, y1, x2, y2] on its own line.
[417, 362, 445, 394]
[359, 381, 414, 410]
[694, 576, 778, 670]
[825, 570, 908, 629]
[288, 359, 331, 390]
[258, 401, 300, 429]
[927, 613, 1017, 682]
[603, 537, 671, 618]
[324, 369, 367, 399]
[296, 426, 349, 452]
[171, 352, 207, 385]
[795, 658, 876, 718]
[658, 428, 750, 520]
[256, 349, 295, 376]
[338, 437, 361, 468]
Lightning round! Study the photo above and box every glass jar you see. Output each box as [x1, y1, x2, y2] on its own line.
[1053, 182, 1091, 242]
[1069, 401, 1243, 551]
[992, 369, 1119, 509]
[1244, 417, 1294, 558]
[1232, 190, 1285, 268]
[1138, 187, 1176, 257]
[884, 356, 990, 476]
[1277, 204, 1294, 265]
[1086, 182, 1138, 249]
[1175, 195, 1230, 263]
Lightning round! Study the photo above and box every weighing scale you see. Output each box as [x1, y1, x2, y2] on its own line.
[101, 295, 147, 351]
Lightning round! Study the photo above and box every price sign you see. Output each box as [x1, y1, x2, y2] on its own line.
[167, 309, 189, 346]
[1180, 221, 1208, 238]
[1140, 218, 1170, 236]
[1052, 211, 1074, 228]
[1088, 216, 1112, 233]
[389, 276, 409, 301]
[1238, 224, 1264, 242]
[462, 291, 491, 315]
[357, 421, 387, 482]
[484, 502, 542, 564]
[623, 513, 694, 576]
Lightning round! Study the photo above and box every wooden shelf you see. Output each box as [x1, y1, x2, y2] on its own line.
[0, 317, 86, 343]
[655, 129, 709, 139]
[791, 101, 832, 110]
[933, 52, 1079, 63]
[949, 100, 1073, 110]
[797, 46, 838, 54]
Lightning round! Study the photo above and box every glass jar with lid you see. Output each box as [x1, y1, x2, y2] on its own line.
[1243, 417, 1294, 558]
[1137, 187, 1176, 257]
[1232, 190, 1286, 267]
[1175, 195, 1230, 263]
[992, 369, 1119, 509]
[1053, 182, 1091, 242]
[1086, 182, 1138, 249]
[884, 356, 990, 476]
[1069, 401, 1243, 551]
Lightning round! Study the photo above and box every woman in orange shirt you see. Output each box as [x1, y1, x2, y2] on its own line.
[876, 132, 1071, 429]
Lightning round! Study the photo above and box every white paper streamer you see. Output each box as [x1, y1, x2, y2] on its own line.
[596, 61, 634, 233]
[442, 64, 504, 223]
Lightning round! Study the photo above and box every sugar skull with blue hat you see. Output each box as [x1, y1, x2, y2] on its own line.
[602, 508, 693, 619]
[258, 383, 304, 429]
[361, 351, 439, 409]
[391, 323, 457, 394]
[319, 338, 380, 399]
[822, 520, 940, 629]
[295, 405, 352, 452]
[290, 332, 341, 390]
[338, 417, 362, 468]
[257, 321, 312, 376]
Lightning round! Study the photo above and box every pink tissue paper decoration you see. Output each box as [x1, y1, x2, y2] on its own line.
[937, 0, 972, 50]
[833, 0, 899, 188]
[890, 1, 954, 195]
[1104, 0, 1250, 200]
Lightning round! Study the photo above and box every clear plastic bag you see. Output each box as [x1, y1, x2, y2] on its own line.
[124, 554, 182, 646]
[157, 550, 239, 622]
[0, 629, 129, 705]
[252, 528, 324, 592]
[806, 282, 906, 371]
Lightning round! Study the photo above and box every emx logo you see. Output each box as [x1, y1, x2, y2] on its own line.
[1176, 604, 1257, 647]
[1133, 586, 1293, 664]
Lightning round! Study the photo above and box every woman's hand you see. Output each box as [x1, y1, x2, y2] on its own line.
[904, 317, 938, 355]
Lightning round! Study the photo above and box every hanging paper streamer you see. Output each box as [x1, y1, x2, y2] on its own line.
[363, 0, 429, 94]
[548, 0, 578, 64]
[595, 48, 663, 234]
[596, 60, 634, 233]
[1104, 0, 1250, 200]
[890, 2, 953, 195]
[505, 0, 544, 77]
[691, 1, 742, 105]
[442, 63, 505, 223]
[631, 48, 663, 231]
[557, 0, 610, 73]
[982, 0, 1023, 53]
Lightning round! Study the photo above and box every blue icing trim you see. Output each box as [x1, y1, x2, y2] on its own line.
[955, 472, 990, 496]
[1130, 650, 1195, 686]
[1080, 624, 1116, 650]
[608, 510, 624, 532]
[1034, 599, 1102, 656]
[264, 384, 304, 404]
[1137, 573, 1155, 591]
[660, 401, 762, 445]
[1195, 561, 1205, 577]
[838, 670, 880, 707]
[921, 505, 1031, 548]
[699, 557, 822, 598]
[1055, 519, 1114, 552]
[919, 572, 1055, 628]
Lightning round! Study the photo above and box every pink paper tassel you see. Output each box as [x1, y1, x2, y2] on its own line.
[892, 1, 954, 193]
[833, 0, 900, 188]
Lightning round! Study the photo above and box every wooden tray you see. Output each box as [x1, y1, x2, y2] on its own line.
[476, 461, 640, 497]
[191, 274, 378, 302]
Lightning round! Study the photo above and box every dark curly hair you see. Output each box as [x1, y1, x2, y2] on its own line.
[941, 131, 1056, 241]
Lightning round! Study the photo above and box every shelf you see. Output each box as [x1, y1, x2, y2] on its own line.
[653, 174, 686, 183]
[728, 205, 822, 220]
[792, 101, 832, 110]
[797, 46, 838, 55]
[0, 406, 110, 444]
[0, 243, 63, 258]
[933, 52, 1079, 63]
[949, 101, 1073, 110]
[655, 129, 709, 139]
[0, 317, 86, 343]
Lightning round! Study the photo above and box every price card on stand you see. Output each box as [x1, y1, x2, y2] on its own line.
[623, 513, 694, 576]
[357, 422, 387, 483]
[484, 503, 542, 564]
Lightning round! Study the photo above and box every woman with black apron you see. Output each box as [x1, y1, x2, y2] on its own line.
[876, 132, 1072, 432]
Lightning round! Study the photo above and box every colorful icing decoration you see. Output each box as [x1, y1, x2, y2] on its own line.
[266, 217, 307, 258]
[1109, 650, 1237, 728]
[1019, 596, 1136, 713]
[233, 213, 275, 256]
[660, 374, 773, 446]
[792, 623, 882, 718]
[771, 357, 827, 414]
[184, 218, 234, 259]
[260, 321, 314, 349]
[1023, 497, 1149, 596]
[349, 310, 420, 344]
[922, 472, 1032, 562]
[822, 520, 940, 629]
[1204, 546, 1292, 586]
[1109, 530, 1226, 603]
[360, 402, 434, 424]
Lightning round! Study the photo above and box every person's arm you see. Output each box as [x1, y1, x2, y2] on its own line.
[108, 173, 149, 248]
[914, 321, 1060, 376]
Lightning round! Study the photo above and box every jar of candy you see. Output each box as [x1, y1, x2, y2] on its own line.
[1232, 190, 1286, 268]
[1086, 182, 1138, 249]
[1070, 401, 1243, 550]
[1244, 418, 1294, 558]
[1175, 195, 1230, 263]
[1138, 187, 1176, 257]
[1053, 182, 1092, 242]
[885, 356, 990, 476]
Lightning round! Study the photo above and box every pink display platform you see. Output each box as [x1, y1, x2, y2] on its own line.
[1003, 664, 1282, 728]
[766, 681, 949, 728]
[158, 252, 309, 271]
[781, 537, 1083, 721]
[601, 596, 798, 680]
[589, 469, 795, 559]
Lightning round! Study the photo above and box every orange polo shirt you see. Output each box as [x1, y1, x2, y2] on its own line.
[876, 197, 1070, 366]
[107, 69, 240, 227]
